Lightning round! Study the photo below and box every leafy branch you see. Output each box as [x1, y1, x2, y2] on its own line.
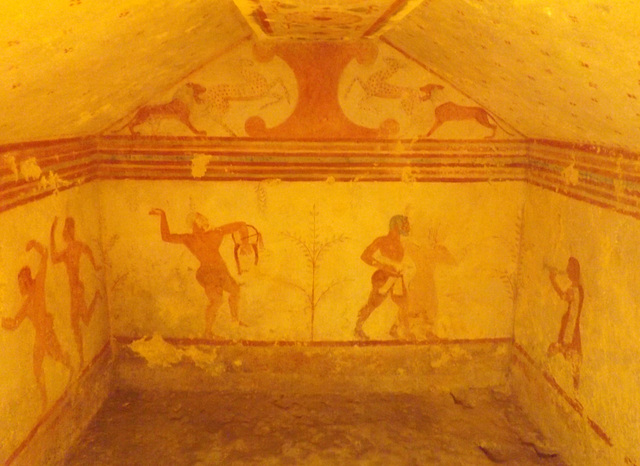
[281, 204, 349, 340]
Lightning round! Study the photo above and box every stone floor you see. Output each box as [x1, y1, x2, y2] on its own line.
[64, 387, 566, 465]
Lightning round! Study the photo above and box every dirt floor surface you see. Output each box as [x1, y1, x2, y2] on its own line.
[64, 388, 566, 465]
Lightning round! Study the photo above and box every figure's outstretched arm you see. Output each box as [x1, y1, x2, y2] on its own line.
[549, 271, 565, 299]
[2, 299, 28, 331]
[50, 218, 63, 264]
[149, 208, 189, 244]
[3, 242, 45, 331]
[27, 240, 48, 281]
[81, 243, 99, 270]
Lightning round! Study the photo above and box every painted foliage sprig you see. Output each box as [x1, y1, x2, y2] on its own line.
[281, 204, 349, 340]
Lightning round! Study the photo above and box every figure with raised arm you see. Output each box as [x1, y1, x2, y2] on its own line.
[149, 208, 249, 338]
[548, 256, 584, 389]
[51, 217, 101, 367]
[2, 240, 73, 411]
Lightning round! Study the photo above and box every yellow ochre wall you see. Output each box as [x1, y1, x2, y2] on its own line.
[512, 178, 640, 465]
[0, 36, 529, 464]
[100, 180, 523, 342]
[1, 33, 639, 466]
[0, 184, 110, 464]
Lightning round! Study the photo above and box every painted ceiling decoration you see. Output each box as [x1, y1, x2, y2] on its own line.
[0, 0, 639, 151]
[383, 0, 640, 151]
[231, 0, 427, 40]
[104, 40, 519, 140]
[0, 0, 253, 144]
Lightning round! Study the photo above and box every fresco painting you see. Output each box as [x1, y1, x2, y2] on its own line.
[281, 204, 349, 341]
[1, 240, 74, 412]
[101, 181, 523, 343]
[512, 186, 640, 463]
[107, 41, 517, 140]
[51, 217, 101, 367]
[149, 208, 253, 338]
[203, 57, 291, 136]
[343, 57, 433, 117]
[546, 256, 584, 389]
[108, 41, 297, 139]
[2, 5, 640, 462]
[515, 192, 591, 397]
[0, 188, 110, 462]
[1, 148, 637, 466]
[354, 214, 413, 340]
[424, 101, 515, 139]
[404, 233, 456, 340]
[115, 82, 208, 136]
[232, 224, 263, 275]
[232, 0, 423, 41]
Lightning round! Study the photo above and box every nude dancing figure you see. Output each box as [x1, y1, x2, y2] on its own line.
[51, 217, 101, 367]
[2, 240, 73, 411]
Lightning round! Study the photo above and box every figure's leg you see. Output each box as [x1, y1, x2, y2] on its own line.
[253, 245, 259, 265]
[83, 289, 101, 325]
[224, 278, 247, 327]
[568, 351, 582, 389]
[391, 294, 414, 340]
[71, 315, 84, 367]
[426, 119, 443, 137]
[234, 244, 242, 275]
[47, 330, 74, 384]
[204, 286, 224, 339]
[33, 345, 47, 411]
[547, 342, 561, 356]
[389, 321, 399, 339]
[476, 113, 497, 138]
[354, 290, 386, 340]
[420, 293, 440, 340]
[572, 366, 581, 389]
[183, 117, 207, 136]
[56, 342, 72, 371]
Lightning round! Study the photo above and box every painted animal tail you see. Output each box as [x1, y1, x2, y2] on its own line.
[488, 114, 515, 136]
[108, 115, 135, 134]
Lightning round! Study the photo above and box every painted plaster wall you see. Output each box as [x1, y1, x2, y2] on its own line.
[105, 40, 519, 141]
[0, 184, 110, 464]
[0, 0, 252, 144]
[513, 183, 640, 465]
[385, 0, 640, 152]
[99, 179, 524, 343]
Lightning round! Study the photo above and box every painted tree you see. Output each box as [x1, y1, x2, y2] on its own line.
[281, 204, 349, 341]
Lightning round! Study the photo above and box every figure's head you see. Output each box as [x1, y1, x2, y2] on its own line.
[18, 266, 33, 295]
[187, 212, 209, 233]
[566, 256, 580, 283]
[62, 217, 75, 241]
[185, 82, 207, 104]
[389, 215, 410, 236]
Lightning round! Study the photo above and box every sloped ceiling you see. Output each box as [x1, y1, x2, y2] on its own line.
[2, 0, 640, 152]
[231, 0, 425, 40]
[385, 0, 640, 151]
[0, 0, 252, 144]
